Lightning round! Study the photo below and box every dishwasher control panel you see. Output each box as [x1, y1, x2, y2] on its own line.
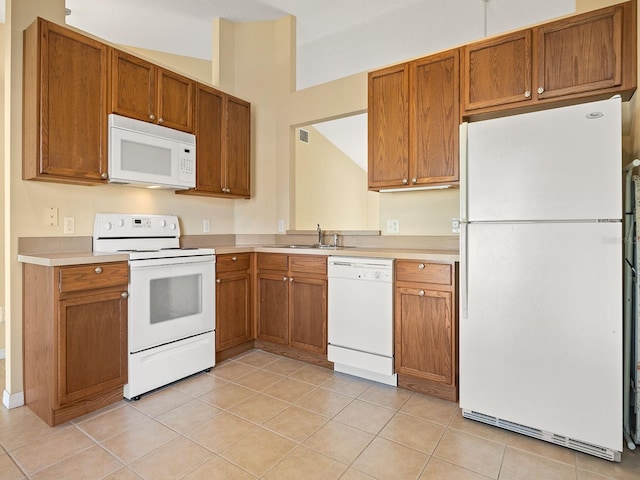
[328, 257, 394, 283]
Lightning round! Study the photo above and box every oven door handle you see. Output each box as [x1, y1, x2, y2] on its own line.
[129, 255, 215, 269]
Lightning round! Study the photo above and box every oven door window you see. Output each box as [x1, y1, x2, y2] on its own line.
[150, 274, 202, 323]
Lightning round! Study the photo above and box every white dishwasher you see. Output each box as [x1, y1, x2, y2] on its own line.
[328, 256, 396, 386]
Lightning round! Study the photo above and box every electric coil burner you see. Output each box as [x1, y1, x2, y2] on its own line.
[93, 213, 216, 400]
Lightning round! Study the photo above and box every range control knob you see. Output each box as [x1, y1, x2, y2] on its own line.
[170, 223, 177, 230]
[118, 218, 125, 227]
[160, 219, 167, 227]
[104, 222, 112, 231]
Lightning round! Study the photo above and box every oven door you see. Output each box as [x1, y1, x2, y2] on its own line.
[128, 255, 215, 353]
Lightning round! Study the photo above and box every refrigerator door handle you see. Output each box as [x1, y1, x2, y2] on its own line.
[460, 221, 468, 319]
[459, 122, 469, 223]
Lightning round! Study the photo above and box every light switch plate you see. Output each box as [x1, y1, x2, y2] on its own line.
[45, 207, 58, 226]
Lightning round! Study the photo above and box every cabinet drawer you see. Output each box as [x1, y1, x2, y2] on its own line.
[395, 261, 452, 285]
[290, 255, 327, 275]
[59, 262, 129, 293]
[216, 253, 251, 273]
[257, 253, 288, 271]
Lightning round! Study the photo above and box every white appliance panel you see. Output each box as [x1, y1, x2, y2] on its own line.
[465, 97, 621, 222]
[460, 222, 622, 451]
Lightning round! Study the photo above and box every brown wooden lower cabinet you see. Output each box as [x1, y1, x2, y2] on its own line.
[394, 260, 458, 401]
[23, 261, 128, 426]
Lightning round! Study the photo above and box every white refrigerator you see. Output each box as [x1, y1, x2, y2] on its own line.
[459, 97, 623, 461]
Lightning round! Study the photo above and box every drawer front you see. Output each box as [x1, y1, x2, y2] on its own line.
[290, 255, 327, 275]
[59, 262, 129, 293]
[396, 261, 452, 285]
[216, 253, 251, 273]
[257, 253, 288, 271]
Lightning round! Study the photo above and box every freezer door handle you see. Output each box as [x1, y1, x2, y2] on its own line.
[459, 122, 468, 223]
[460, 222, 468, 319]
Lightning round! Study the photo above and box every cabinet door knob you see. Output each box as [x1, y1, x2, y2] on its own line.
[94, 267, 102, 274]
[537, 87, 544, 94]
[158, 117, 164, 124]
[402, 178, 408, 185]
[100, 172, 108, 180]
[411, 178, 417, 184]
[418, 263, 425, 270]
[121, 292, 129, 298]
[524, 90, 531, 98]
[231, 256, 237, 261]
[283, 277, 288, 281]
[149, 114, 155, 120]
[418, 290, 425, 297]
[289, 277, 294, 282]
[216, 278, 221, 283]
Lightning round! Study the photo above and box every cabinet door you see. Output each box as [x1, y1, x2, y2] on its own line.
[23, 19, 109, 182]
[216, 271, 251, 351]
[463, 30, 532, 112]
[224, 95, 251, 197]
[535, 4, 624, 100]
[58, 291, 128, 406]
[395, 286, 454, 385]
[157, 68, 194, 133]
[289, 276, 327, 354]
[368, 64, 409, 189]
[192, 83, 224, 194]
[257, 272, 289, 344]
[111, 49, 156, 123]
[411, 50, 459, 185]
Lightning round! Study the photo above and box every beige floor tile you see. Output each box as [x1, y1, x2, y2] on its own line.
[102, 468, 143, 479]
[171, 372, 229, 397]
[10, 426, 95, 475]
[352, 436, 429, 480]
[448, 410, 510, 444]
[232, 369, 285, 391]
[379, 412, 446, 454]
[499, 447, 577, 480]
[358, 383, 414, 410]
[321, 373, 373, 398]
[433, 429, 505, 479]
[333, 399, 395, 434]
[340, 468, 377, 480]
[128, 387, 192, 418]
[211, 360, 257, 381]
[0, 452, 25, 480]
[155, 399, 222, 434]
[295, 388, 353, 417]
[575, 448, 640, 480]
[262, 377, 317, 403]
[289, 364, 335, 386]
[0, 413, 68, 452]
[220, 428, 296, 477]
[234, 350, 281, 367]
[75, 404, 150, 442]
[29, 445, 122, 480]
[400, 393, 458, 425]
[506, 432, 576, 466]
[0, 405, 41, 435]
[420, 457, 492, 480]
[182, 455, 257, 479]
[263, 406, 328, 442]
[228, 393, 290, 424]
[129, 436, 213, 480]
[261, 357, 307, 376]
[303, 420, 374, 465]
[263, 446, 348, 480]
[101, 418, 178, 464]
[186, 412, 254, 453]
[197, 382, 256, 410]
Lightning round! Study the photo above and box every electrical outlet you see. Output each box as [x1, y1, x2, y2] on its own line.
[44, 207, 58, 226]
[387, 219, 400, 234]
[278, 219, 285, 233]
[63, 217, 75, 235]
[451, 218, 460, 233]
[203, 219, 211, 233]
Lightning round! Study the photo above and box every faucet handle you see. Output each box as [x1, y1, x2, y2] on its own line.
[332, 233, 339, 247]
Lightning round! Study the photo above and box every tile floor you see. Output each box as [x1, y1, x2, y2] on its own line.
[0, 351, 639, 479]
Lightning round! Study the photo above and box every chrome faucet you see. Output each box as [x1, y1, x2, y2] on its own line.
[317, 224, 322, 245]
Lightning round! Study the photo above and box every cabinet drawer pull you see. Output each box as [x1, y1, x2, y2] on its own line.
[121, 291, 129, 298]
[537, 87, 544, 94]
[94, 267, 102, 274]
[216, 279, 221, 283]
[418, 290, 425, 297]
[100, 172, 108, 180]
[524, 90, 531, 98]
[232, 256, 237, 261]
[418, 263, 425, 270]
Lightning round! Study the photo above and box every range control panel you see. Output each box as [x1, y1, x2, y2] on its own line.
[94, 213, 180, 239]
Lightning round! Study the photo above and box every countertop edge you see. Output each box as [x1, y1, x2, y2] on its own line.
[18, 252, 131, 267]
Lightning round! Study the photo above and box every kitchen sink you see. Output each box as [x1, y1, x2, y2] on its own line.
[261, 244, 354, 249]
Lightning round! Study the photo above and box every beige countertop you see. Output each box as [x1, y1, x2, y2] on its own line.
[18, 244, 458, 266]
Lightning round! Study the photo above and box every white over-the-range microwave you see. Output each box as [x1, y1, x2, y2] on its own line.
[108, 113, 196, 190]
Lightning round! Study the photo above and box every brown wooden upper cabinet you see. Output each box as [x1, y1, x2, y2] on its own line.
[462, 1, 636, 117]
[178, 83, 251, 198]
[111, 49, 195, 133]
[23, 18, 110, 184]
[368, 48, 460, 191]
